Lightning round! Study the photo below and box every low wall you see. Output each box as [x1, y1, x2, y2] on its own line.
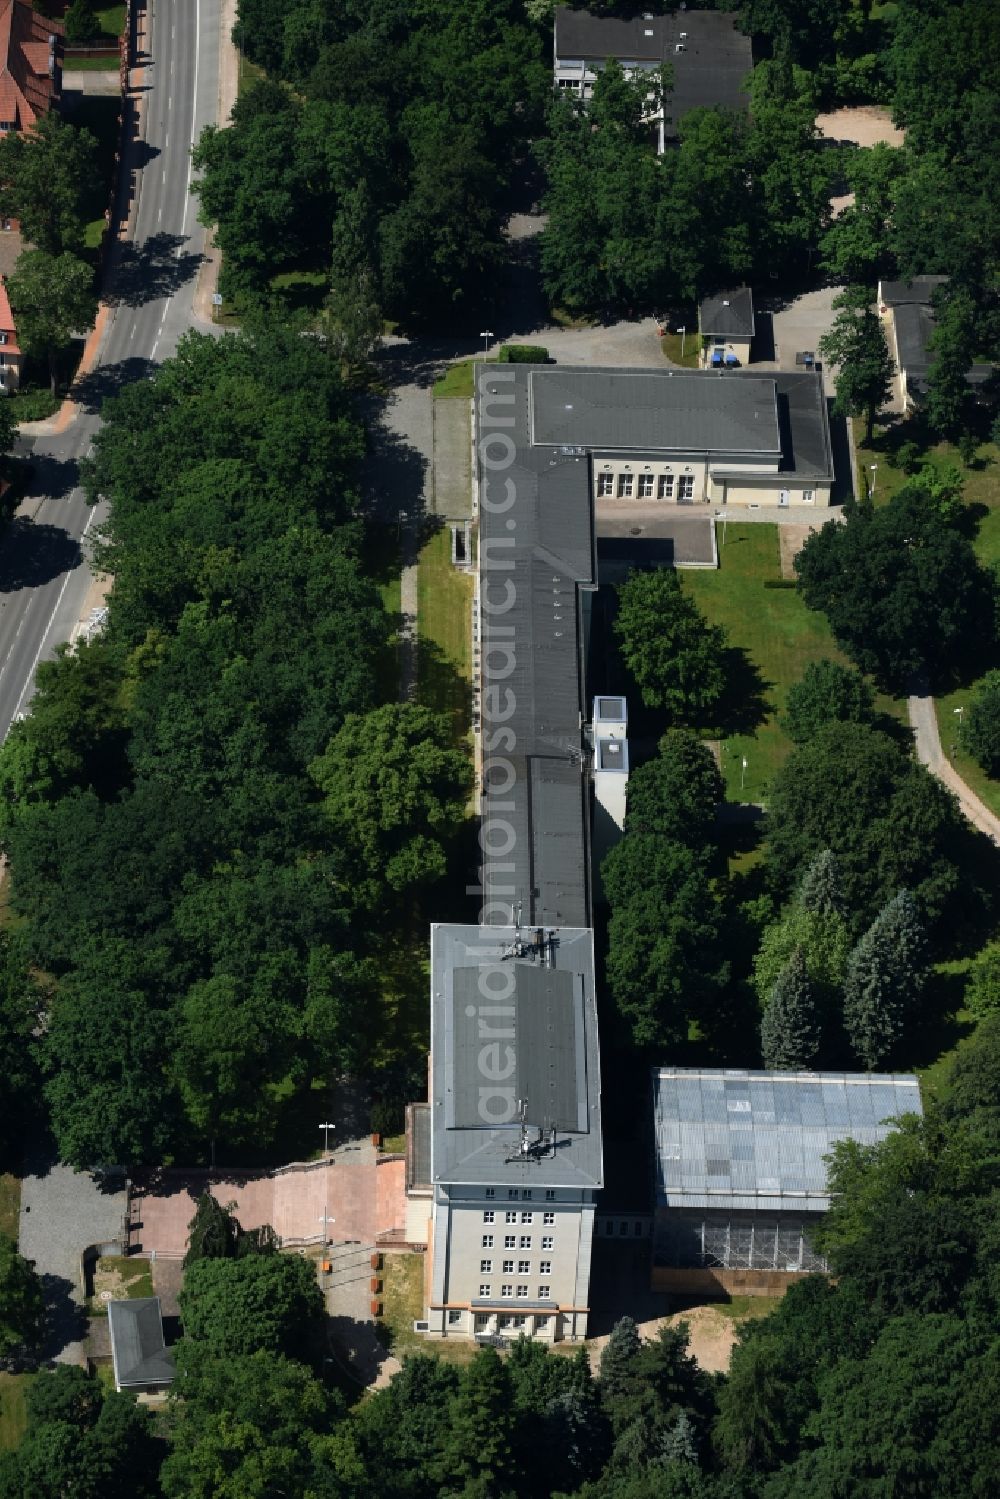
[651, 1266, 811, 1298]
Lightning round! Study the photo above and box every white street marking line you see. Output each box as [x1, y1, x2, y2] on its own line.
[151, 339, 159, 358]
[177, 0, 201, 258]
[11, 504, 99, 723]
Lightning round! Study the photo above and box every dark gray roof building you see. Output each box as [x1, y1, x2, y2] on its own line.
[553, 7, 752, 137]
[699, 287, 755, 341]
[430, 923, 603, 1191]
[879, 276, 949, 308]
[108, 1297, 174, 1392]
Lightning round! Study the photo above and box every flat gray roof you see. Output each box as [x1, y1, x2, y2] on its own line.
[700, 286, 755, 340]
[554, 7, 752, 134]
[431, 924, 603, 1189]
[477, 363, 596, 931]
[880, 275, 948, 308]
[108, 1297, 174, 1389]
[531, 368, 782, 458]
[653, 1068, 921, 1213]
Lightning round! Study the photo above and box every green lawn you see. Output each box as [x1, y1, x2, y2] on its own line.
[417, 526, 473, 734]
[63, 53, 120, 71]
[271, 268, 327, 315]
[433, 358, 497, 401]
[0, 1175, 19, 1242]
[853, 419, 1000, 514]
[88, 1255, 154, 1315]
[681, 524, 880, 802]
[0, 1373, 31, 1451]
[378, 1253, 478, 1365]
[660, 331, 700, 369]
[238, 52, 266, 96]
[96, 3, 126, 34]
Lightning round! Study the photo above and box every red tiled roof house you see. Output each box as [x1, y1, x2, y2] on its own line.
[0, 274, 22, 390]
[0, 0, 63, 135]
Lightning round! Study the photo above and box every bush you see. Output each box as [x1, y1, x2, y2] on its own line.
[497, 344, 549, 364]
[961, 670, 1000, 777]
[7, 387, 60, 422]
[895, 440, 923, 475]
[965, 941, 1000, 1019]
[63, 0, 101, 44]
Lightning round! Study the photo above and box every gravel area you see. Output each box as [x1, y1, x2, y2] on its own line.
[19, 1159, 127, 1364]
[815, 106, 905, 148]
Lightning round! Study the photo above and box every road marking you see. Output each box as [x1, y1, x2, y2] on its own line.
[151, 339, 159, 358]
[11, 505, 99, 724]
[178, 0, 201, 258]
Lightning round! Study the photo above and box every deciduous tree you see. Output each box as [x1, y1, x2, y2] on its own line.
[0, 113, 100, 256]
[960, 668, 1000, 777]
[818, 286, 894, 441]
[0, 1234, 44, 1357]
[7, 250, 97, 394]
[614, 569, 729, 724]
[783, 660, 875, 743]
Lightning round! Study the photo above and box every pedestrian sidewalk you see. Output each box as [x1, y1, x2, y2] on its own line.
[909, 693, 1000, 844]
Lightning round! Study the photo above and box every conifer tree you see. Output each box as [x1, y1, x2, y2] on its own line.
[600, 1316, 642, 1404]
[761, 948, 822, 1070]
[798, 848, 845, 919]
[843, 891, 928, 1068]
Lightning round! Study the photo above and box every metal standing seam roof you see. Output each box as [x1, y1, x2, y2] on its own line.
[530, 368, 782, 457]
[699, 287, 755, 340]
[431, 923, 603, 1190]
[652, 1068, 921, 1212]
[107, 1297, 175, 1389]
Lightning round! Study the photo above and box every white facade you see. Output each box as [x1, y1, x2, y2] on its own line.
[427, 1184, 597, 1343]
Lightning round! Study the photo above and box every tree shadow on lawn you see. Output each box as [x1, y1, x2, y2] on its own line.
[711, 644, 773, 737]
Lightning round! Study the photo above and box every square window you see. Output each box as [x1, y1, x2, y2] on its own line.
[803, 488, 815, 503]
[521, 1212, 533, 1223]
[480, 1260, 492, 1273]
[508, 1189, 518, 1200]
[543, 1213, 555, 1225]
[516, 1284, 528, 1298]
[475, 1314, 489, 1329]
[619, 1221, 629, 1236]
[536, 1316, 549, 1329]
[479, 1284, 491, 1297]
[678, 474, 695, 500]
[499, 1314, 514, 1329]
[483, 1210, 495, 1223]
[545, 1190, 556, 1201]
[617, 473, 634, 499]
[520, 1236, 532, 1249]
[638, 473, 654, 498]
[503, 1259, 514, 1273]
[542, 1236, 553, 1250]
[658, 474, 674, 500]
[538, 1285, 550, 1299]
[597, 472, 614, 498]
[540, 1260, 552, 1275]
[518, 1260, 530, 1274]
[514, 1315, 526, 1328]
[505, 1211, 517, 1223]
[482, 1235, 494, 1248]
[502, 1285, 513, 1299]
[448, 1309, 462, 1325]
[504, 1235, 516, 1248]
[522, 1190, 532, 1201]
[484, 1188, 495, 1199]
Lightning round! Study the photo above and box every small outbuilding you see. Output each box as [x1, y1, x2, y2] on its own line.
[107, 1296, 175, 1395]
[651, 1067, 921, 1297]
[699, 287, 754, 367]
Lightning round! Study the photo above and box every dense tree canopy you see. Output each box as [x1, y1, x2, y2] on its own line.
[794, 485, 996, 690]
[765, 721, 973, 932]
[614, 569, 729, 724]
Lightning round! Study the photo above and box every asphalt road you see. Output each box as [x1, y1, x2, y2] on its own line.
[0, 0, 221, 741]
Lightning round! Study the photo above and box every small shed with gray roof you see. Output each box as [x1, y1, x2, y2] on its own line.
[699, 287, 755, 366]
[651, 1067, 921, 1291]
[107, 1297, 175, 1394]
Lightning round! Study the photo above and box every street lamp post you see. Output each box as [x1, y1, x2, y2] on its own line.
[740, 755, 748, 792]
[678, 325, 686, 359]
[954, 706, 964, 729]
[319, 1211, 335, 1246]
[870, 463, 878, 499]
[480, 330, 494, 357]
[319, 1123, 336, 1156]
[714, 508, 728, 546]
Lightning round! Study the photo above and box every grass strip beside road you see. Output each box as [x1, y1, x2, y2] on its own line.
[417, 526, 473, 737]
[0, 1174, 19, 1241]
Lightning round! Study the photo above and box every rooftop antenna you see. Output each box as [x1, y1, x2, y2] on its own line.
[501, 899, 526, 960]
[504, 1100, 555, 1165]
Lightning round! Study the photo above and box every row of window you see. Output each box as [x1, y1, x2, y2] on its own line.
[456, 1312, 552, 1331]
[481, 1259, 553, 1275]
[483, 1210, 555, 1224]
[597, 472, 696, 500]
[482, 1234, 555, 1250]
[479, 1284, 551, 1300]
[483, 1188, 557, 1201]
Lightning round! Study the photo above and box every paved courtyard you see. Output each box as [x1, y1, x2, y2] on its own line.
[131, 1150, 406, 1258]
